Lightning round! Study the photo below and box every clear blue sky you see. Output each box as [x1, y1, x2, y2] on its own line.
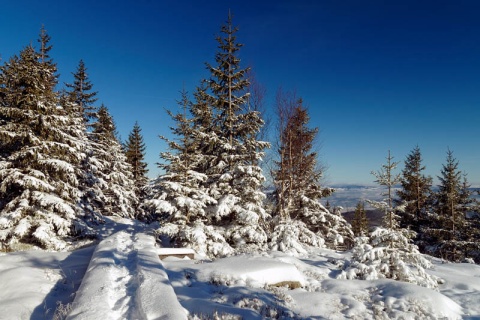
[1, 0, 479, 185]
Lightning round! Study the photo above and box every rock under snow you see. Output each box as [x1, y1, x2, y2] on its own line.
[196, 254, 306, 288]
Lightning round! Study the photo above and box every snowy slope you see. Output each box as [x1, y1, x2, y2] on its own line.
[1, 219, 480, 319]
[0, 246, 94, 320]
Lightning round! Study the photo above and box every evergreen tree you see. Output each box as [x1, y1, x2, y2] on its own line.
[270, 96, 351, 252]
[125, 121, 149, 218]
[352, 202, 369, 237]
[370, 150, 401, 230]
[152, 89, 215, 225]
[424, 149, 476, 261]
[340, 151, 439, 289]
[64, 59, 103, 224]
[37, 25, 57, 90]
[201, 13, 270, 252]
[57, 89, 94, 233]
[151, 90, 226, 256]
[324, 200, 331, 212]
[436, 150, 462, 229]
[153, 15, 270, 256]
[397, 146, 432, 232]
[0, 34, 86, 250]
[339, 227, 440, 289]
[65, 59, 98, 126]
[91, 105, 137, 218]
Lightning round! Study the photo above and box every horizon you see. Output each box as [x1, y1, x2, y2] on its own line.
[1, 0, 479, 185]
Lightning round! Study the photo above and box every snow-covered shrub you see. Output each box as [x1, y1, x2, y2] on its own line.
[157, 222, 234, 258]
[269, 220, 325, 256]
[225, 223, 268, 254]
[338, 227, 441, 289]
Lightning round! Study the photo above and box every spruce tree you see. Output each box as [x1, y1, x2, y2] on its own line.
[65, 59, 98, 126]
[436, 150, 462, 228]
[425, 149, 475, 261]
[152, 89, 215, 225]
[0, 33, 85, 250]
[201, 13, 270, 252]
[64, 59, 104, 223]
[397, 146, 432, 232]
[91, 105, 137, 218]
[352, 202, 369, 237]
[340, 151, 439, 289]
[151, 90, 226, 256]
[125, 121, 149, 218]
[370, 150, 401, 230]
[153, 15, 270, 256]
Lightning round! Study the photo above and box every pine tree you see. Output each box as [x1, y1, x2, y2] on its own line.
[125, 121, 149, 218]
[90, 105, 137, 218]
[352, 202, 369, 237]
[397, 146, 432, 232]
[270, 95, 351, 252]
[0, 32, 86, 250]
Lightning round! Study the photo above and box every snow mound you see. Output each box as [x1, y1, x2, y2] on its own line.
[197, 254, 306, 288]
[0, 247, 93, 319]
[315, 279, 462, 319]
[430, 260, 480, 317]
[67, 230, 187, 320]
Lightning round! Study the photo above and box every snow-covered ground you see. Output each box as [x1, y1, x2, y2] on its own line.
[1, 218, 479, 319]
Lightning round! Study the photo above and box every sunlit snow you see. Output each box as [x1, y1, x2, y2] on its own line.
[0, 217, 479, 319]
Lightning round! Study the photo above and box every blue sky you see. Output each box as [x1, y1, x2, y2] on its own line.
[1, 0, 479, 185]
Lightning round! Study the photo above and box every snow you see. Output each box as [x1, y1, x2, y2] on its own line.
[157, 247, 196, 256]
[195, 255, 306, 288]
[67, 229, 187, 319]
[0, 218, 479, 319]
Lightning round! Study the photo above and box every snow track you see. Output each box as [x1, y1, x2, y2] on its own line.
[67, 229, 187, 320]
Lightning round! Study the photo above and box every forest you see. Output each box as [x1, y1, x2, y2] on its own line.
[1, 15, 479, 282]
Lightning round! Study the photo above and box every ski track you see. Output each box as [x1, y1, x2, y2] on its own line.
[107, 231, 139, 319]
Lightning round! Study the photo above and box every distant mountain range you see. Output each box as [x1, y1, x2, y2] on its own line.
[324, 185, 388, 212]
[325, 184, 480, 213]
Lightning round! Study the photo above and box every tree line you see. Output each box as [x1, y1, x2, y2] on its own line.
[351, 147, 480, 265]
[0, 17, 478, 268]
[0, 18, 350, 254]
[0, 27, 148, 250]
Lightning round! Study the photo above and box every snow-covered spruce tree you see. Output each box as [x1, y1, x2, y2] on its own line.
[65, 59, 98, 126]
[90, 105, 137, 218]
[423, 149, 476, 262]
[64, 59, 105, 223]
[339, 151, 440, 289]
[150, 89, 230, 257]
[370, 150, 401, 230]
[396, 146, 432, 236]
[352, 201, 369, 237]
[200, 14, 270, 253]
[124, 121, 149, 218]
[270, 91, 352, 253]
[0, 32, 86, 250]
